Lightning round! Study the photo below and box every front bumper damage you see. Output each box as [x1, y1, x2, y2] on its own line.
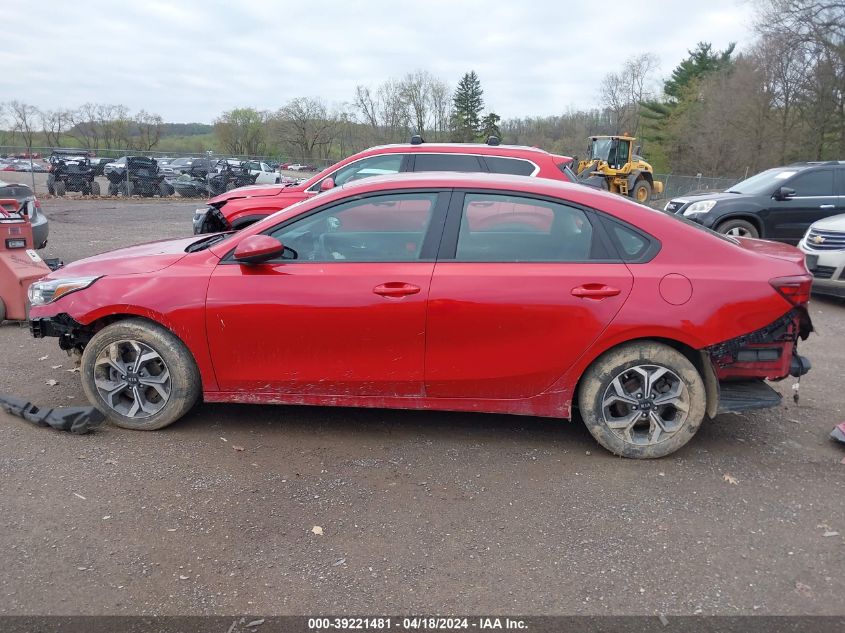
[706, 308, 813, 415]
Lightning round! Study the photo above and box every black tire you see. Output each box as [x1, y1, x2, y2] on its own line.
[47, 175, 55, 196]
[226, 182, 237, 192]
[90, 181, 100, 196]
[630, 179, 652, 203]
[578, 341, 706, 459]
[80, 318, 201, 430]
[0, 297, 5, 323]
[158, 182, 171, 197]
[54, 181, 66, 197]
[716, 218, 759, 239]
[108, 182, 119, 196]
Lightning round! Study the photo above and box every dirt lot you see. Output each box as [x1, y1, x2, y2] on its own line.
[0, 198, 843, 617]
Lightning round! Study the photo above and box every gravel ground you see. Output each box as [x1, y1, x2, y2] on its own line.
[0, 198, 843, 616]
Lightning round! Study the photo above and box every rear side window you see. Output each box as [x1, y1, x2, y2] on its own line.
[413, 154, 484, 172]
[787, 169, 834, 197]
[610, 224, 649, 259]
[455, 193, 594, 262]
[483, 156, 536, 176]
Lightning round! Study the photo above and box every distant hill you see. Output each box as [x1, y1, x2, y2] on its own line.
[161, 123, 214, 136]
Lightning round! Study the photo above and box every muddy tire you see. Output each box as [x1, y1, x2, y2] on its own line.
[54, 181, 66, 197]
[158, 182, 171, 197]
[80, 318, 201, 431]
[108, 182, 119, 196]
[0, 297, 5, 323]
[631, 179, 652, 203]
[716, 218, 759, 239]
[578, 341, 706, 459]
[90, 181, 100, 196]
[47, 175, 55, 196]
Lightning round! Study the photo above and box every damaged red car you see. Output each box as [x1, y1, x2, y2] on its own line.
[29, 172, 812, 458]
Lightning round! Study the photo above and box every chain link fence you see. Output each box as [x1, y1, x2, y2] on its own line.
[652, 173, 741, 201]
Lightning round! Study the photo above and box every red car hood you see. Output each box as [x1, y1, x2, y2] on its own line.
[209, 182, 307, 204]
[49, 236, 203, 277]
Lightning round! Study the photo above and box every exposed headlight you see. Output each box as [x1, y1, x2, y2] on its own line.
[194, 207, 211, 218]
[28, 276, 101, 306]
[683, 200, 717, 216]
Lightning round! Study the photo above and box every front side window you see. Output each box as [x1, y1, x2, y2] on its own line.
[413, 153, 483, 172]
[455, 193, 594, 262]
[328, 154, 405, 187]
[786, 169, 834, 197]
[270, 192, 437, 262]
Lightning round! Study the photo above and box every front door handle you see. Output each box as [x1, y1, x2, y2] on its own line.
[373, 282, 421, 298]
[571, 284, 621, 299]
[820, 204, 835, 209]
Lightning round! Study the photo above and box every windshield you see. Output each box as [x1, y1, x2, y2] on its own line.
[726, 168, 800, 195]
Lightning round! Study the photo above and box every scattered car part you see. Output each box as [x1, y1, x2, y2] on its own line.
[831, 422, 845, 444]
[0, 198, 52, 322]
[0, 392, 104, 434]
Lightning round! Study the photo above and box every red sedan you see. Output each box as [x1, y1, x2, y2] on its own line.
[29, 173, 812, 458]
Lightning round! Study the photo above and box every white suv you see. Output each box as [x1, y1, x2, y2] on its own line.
[799, 213, 845, 298]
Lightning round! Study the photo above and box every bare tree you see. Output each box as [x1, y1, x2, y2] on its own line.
[134, 110, 164, 151]
[40, 109, 72, 148]
[275, 97, 340, 161]
[7, 101, 39, 150]
[401, 70, 434, 137]
[598, 53, 659, 135]
[68, 103, 100, 149]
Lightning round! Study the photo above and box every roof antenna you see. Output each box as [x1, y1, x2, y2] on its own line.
[410, 134, 425, 145]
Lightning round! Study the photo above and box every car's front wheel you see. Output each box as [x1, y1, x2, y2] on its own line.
[578, 341, 706, 458]
[716, 218, 759, 238]
[80, 319, 201, 430]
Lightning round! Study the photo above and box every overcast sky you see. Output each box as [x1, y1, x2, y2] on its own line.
[1, 0, 753, 123]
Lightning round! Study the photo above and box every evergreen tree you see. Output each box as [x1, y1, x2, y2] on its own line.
[480, 112, 502, 140]
[450, 71, 484, 142]
[664, 42, 736, 101]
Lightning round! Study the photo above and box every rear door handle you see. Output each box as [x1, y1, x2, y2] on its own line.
[373, 282, 421, 297]
[571, 284, 621, 299]
[820, 204, 835, 209]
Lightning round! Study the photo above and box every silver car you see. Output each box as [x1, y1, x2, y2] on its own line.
[799, 213, 845, 299]
[0, 180, 48, 249]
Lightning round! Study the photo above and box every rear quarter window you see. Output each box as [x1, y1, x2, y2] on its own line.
[483, 156, 536, 176]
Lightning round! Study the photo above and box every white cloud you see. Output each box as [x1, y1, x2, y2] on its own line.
[0, 0, 754, 122]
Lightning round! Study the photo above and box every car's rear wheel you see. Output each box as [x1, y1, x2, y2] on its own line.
[108, 182, 119, 196]
[90, 181, 100, 196]
[578, 341, 706, 458]
[80, 319, 201, 430]
[47, 175, 55, 195]
[159, 182, 171, 197]
[716, 218, 759, 238]
[54, 181, 66, 197]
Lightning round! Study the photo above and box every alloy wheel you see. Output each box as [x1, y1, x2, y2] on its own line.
[601, 364, 690, 446]
[93, 339, 171, 418]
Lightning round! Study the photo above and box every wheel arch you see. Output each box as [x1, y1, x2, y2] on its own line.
[713, 213, 763, 237]
[572, 336, 718, 419]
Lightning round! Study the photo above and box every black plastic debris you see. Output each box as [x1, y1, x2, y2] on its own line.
[0, 392, 103, 434]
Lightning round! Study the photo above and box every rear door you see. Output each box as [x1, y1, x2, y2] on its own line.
[767, 168, 838, 242]
[424, 191, 634, 400]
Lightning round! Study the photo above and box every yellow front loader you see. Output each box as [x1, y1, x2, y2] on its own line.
[575, 135, 664, 203]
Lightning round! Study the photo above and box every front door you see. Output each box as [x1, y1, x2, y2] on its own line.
[206, 190, 448, 397]
[767, 168, 838, 242]
[424, 192, 633, 400]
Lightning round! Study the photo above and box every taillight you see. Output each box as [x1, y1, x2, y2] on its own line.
[770, 275, 812, 306]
